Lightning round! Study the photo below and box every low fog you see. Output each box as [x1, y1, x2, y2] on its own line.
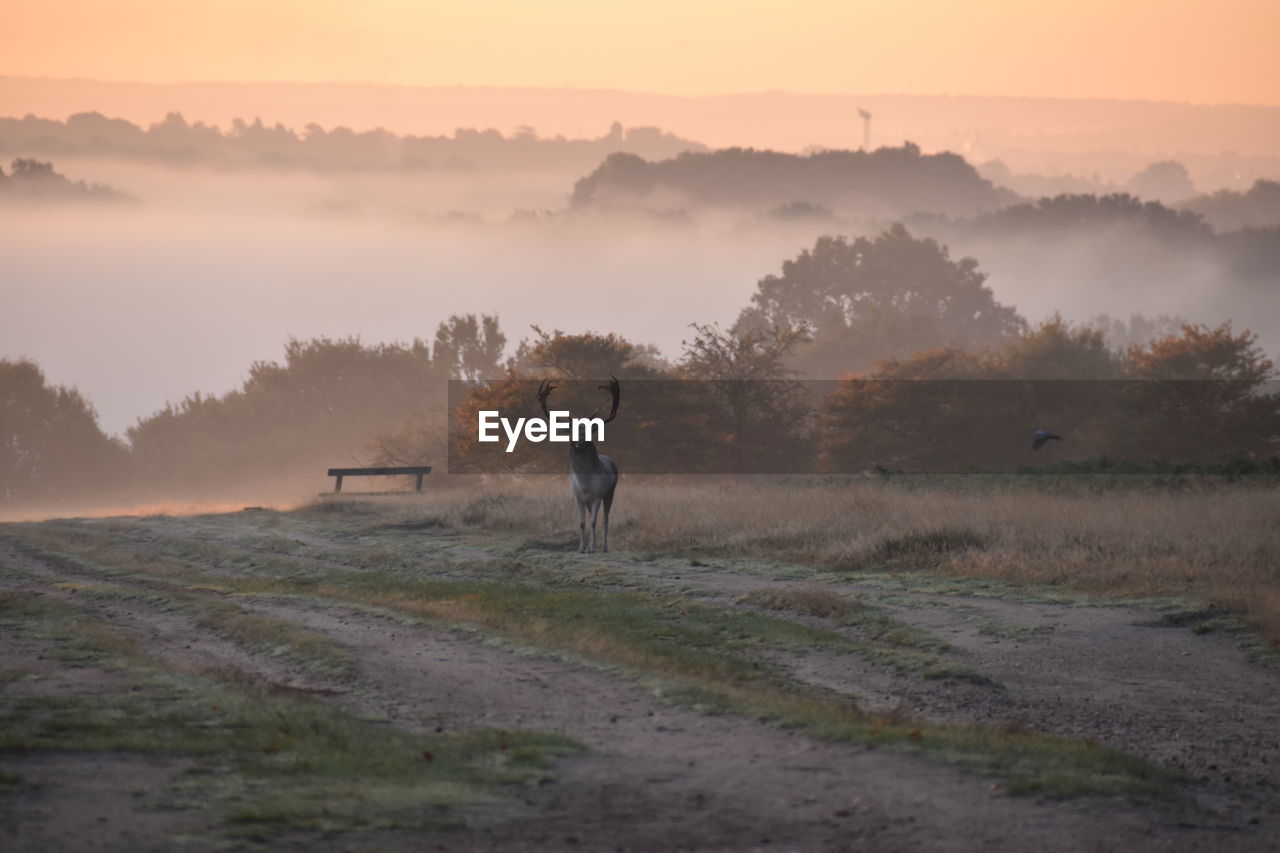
[4, 152, 1277, 439]
[1, 164, 794, 436]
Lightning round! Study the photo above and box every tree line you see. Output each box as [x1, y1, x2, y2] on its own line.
[447, 316, 1277, 475]
[0, 113, 705, 174]
[4, 227, 1277, 507]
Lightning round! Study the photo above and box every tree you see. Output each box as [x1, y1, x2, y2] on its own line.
[744, 224, 1024, 377]
[681, 322, 813, 472]
[0, 359, 127, 505]
[1087, 313, 1189, 353]
[1126, 322, 1273, 382]
[0, 159, 131, 203]
[961, 193, 1210, 238]
[997, 314, 1122, 380]
[1119, 323, 1279, 462]
[452, 328, 742, 475]
[1126, 160, 1196, 203]
[682, 322, 809, 382]
[820, 348, 1000, 472]
[513, 326, 644, 380]
[988, 317, 1128, 457]
[432, 313, 506, 380]
[1182, 179, 1280, 231]
[128, 335, 451, 494]
[818, 320, 1280, 472]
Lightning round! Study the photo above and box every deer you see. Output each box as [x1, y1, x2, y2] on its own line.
[537, 376, 620, 553]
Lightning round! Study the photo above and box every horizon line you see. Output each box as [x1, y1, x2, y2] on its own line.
[4, 74, 1278, 111]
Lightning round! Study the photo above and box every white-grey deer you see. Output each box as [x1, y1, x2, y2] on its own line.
[537, 376, 620, 553]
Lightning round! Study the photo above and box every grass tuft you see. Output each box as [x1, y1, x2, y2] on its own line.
[864, 527, 989, 568]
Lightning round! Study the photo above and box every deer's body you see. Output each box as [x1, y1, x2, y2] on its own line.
[570, 444, 618, 553]
[539, 377, 620, 554]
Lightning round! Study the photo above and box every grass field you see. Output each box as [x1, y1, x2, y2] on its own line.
[356, 475, 1280, 643]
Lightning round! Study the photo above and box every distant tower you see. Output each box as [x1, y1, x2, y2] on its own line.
[858, 109, 872, 151]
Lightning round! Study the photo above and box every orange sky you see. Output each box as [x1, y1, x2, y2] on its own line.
[3, 0, 1279, 105]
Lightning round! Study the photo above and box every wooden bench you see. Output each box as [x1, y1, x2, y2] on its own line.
[326, 466, 431, 493]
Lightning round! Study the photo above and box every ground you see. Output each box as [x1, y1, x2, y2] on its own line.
[1, 492, 1278, 851]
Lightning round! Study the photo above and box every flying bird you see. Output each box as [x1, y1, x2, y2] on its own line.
[1032, 429, 1063, 450]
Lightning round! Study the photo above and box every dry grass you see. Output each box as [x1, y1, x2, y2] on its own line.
[322, 476, 1280, 645]
[739, 584, 854, 620]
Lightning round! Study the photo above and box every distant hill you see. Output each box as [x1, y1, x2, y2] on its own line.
[1180, 180, 1280, 231]
[571, 144, 1016, 218]
[0, 112, 706, 173]
[2, 77, 1278, 190]
[920, 193, 1211, 239]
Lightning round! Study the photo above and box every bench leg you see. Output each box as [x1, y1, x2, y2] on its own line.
[335, 475, 343, 493]
[415, 473, 424, 492]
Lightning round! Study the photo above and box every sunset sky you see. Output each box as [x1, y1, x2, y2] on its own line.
[4, 0, 1279, 105]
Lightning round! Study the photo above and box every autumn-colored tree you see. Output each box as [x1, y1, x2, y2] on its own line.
[822, 321, 1119, 474]
[446, 373, 557, 473]
[512, 326, 652, 380]
[989, 317, 1128, 458]
[819, 319, 1280, 472]
[820, 348, 1001, 472]
[997, 314, 1122, 379]
[1126, 322, 1273, 382]
[451, 327, 755, 474]
[1120, 323, 1279, 462]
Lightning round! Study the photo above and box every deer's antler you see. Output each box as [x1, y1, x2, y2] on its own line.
[598, 375, 621, 424]
[536, 379, 557, 418]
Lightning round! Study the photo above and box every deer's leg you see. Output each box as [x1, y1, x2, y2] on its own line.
[588, 499, 603, 553]
[577, 500, 588, 553]
[601, 493, 613, 553]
